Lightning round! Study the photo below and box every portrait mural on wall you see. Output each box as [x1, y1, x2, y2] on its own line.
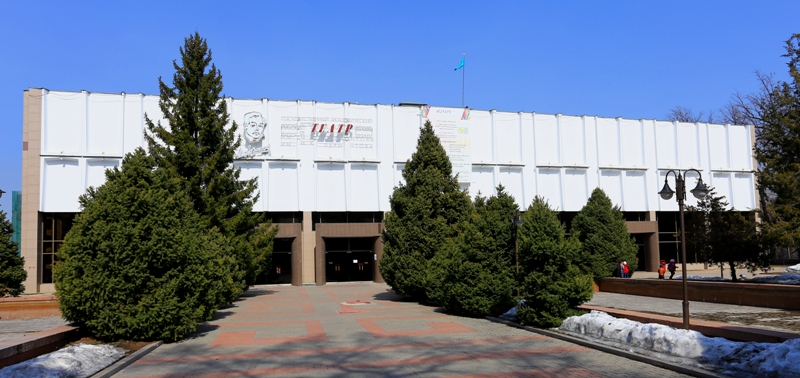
[234, 111, 271, 159]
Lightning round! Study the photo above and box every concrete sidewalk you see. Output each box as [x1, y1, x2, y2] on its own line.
[112, 283, 696, 377]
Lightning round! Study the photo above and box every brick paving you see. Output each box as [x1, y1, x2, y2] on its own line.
[0, 316, 68, 342]
[113, 283, 692, 377]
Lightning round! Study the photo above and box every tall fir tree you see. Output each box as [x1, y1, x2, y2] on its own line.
[515, 196, 592, 328]
[426, 186, 518, 316]
[571, 188, 638, 280]
[380, 120, 472, 299]
[685, 189, 767, 281]
[55, 149, 236, 341]
[145, 33, 272, 291]
[0, 204, 26, 297]
[754, 34, 800, 255]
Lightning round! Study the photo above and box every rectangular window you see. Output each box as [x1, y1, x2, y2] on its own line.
[41, 213, 76, 284]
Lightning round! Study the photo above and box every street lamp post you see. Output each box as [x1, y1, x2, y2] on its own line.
[511, 214, 523, 297]
[658, 169, 709, 329]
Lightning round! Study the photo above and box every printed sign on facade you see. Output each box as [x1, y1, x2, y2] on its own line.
[422, 106, 471, 182]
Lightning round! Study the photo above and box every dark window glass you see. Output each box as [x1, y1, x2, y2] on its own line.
[263, 212, 302, 224]
[273, 238, 294, 252]
[41, 213, 76, 284]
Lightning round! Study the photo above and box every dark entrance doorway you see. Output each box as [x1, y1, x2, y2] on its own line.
[265, 238, 293, 284]
[325, 237, 374, 282]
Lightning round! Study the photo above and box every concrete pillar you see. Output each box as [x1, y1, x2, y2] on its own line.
[21, 89, 42, 293]
[301, 211, 316, 285]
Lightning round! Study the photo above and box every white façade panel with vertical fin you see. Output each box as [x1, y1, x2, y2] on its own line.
[123, 94, 144, 154]
[676, 122, 700, 168]
[235, 162, 264, 212]
[535, 168, 562, 210]
[348, 104, 378, 161]
[729, 125, 752, 171]
[471, 166, 495, 199]
[393, 106, 420, 162]
[494, 112, 521, 163]
[534, 114, 559, 165]
[86, 93, 123, 156]
[562, 169, 588, 211]
[710, 172, 733, 208]
[315, 164, 346, 211]
[470, 110, 492, 163]
[655, 121, 677, 168]
[561, 116, 585, 166]
[268, 162, 298, 211]
[622, 171, 648, 211]
[598, 170, 623, 208]
[42, 158, 81, 212]
[313, 103, 346, 161]
[85, 159, 119, 191]
[620, 119, 644, 167]
[707, 123, 729, 170]
[349, 164, 379, 211]
[43, 91, 83, 155]
[596, 118, 620, 166]
[732, 173, 756, 210]
[497, 167, 524, 207]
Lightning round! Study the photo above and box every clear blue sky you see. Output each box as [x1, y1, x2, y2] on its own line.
[1, 1, 798, 211]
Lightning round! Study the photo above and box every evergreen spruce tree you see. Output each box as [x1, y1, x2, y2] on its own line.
[0, 204, 26, 297]
[55, 149, 236, 341]
[686, 189, 767, 281]
[380, 120, 472, 299]
[516, 197, 593, 328]
[426, 186, 518, 316]
[754, 34, 800, 255]
[571, 188, 638, 280]
[145, 32, 271, 294]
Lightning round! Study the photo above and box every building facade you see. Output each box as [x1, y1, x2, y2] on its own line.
[20, 88, 758, 293]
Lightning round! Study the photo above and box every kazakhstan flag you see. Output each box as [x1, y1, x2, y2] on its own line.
[454, 55, 465, 71]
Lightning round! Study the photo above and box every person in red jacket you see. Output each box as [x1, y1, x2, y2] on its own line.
[658, 260, 667, 279]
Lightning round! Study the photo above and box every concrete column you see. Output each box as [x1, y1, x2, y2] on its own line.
[373, 232, 384, 283]
[301, 211, 316, 285]
[21, 89, 42, 293]
[645, 211, 660, 272]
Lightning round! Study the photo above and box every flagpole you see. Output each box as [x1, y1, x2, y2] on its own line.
[461, 53, 465, 108]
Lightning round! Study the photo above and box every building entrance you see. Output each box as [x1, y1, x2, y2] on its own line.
[324, 237, 374, 282]
[265, 238, 293, 284]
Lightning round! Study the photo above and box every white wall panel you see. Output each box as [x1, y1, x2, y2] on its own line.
[315, 164, 346, 211]
[596, 118, 620, 166]
[732, 173, 756, 210]
[268, 162, 299, 211]
[142, 96, 165, 153]
[42, 159, 81, 212]
[562, 169, 588, 211]
[598, 171, 623, 209]
[392, 107, 420, 162]
[394, 163, 406, 187]
[44, 92, 83, 154]
[676, 122, 700, 168]
[655, 121, 677, 168]
[729, 125, 751, 170]
[235, 162, 264, 211]
[561, 116, 585, 166]
[348, 104, 378, 161]
[656, 171, 679, 211]
[86, 93, 123, 155]
[620, 119, 644, 167]
[534, 114, 559, 165]
[470, 111, 493, 163]
[349, 165, 380, 211]
[123, 95, 144, 154]
[497, 167, 524, 207]
[622, 171, 648, 211]
[495, 112, 522, 163]
[710, 172, 733, 208]
[268, 100, 301, 158]
[312, 103, 346, 160]
[707, 124, 729, 169]
[470, 166, 495, 198]
[535, 169, 562, 210]
[85, 159, 118, 190]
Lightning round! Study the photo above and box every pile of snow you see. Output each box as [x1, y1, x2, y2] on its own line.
[559, 310, 800, 377]
[749, 273, 800, 285]
[0, 343, 125, 378]
[786, 263, 800, 274]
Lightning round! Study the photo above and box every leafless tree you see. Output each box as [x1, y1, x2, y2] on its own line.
[665, 106, 715, 123]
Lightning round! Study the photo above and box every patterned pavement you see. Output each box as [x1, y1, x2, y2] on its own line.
[112, 283, 693, 378]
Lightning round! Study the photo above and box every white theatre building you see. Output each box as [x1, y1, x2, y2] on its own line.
[19, 88, 758, 293]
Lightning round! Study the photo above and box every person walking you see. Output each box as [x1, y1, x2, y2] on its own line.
[658, 260, 667, 279]
[668, 259, 677, 280]
[621, 261, 629, 278]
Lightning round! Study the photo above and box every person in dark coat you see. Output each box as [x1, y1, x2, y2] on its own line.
[668, 259, 677, 279]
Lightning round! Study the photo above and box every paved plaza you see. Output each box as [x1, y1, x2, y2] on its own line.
[112, 282, 693, 378]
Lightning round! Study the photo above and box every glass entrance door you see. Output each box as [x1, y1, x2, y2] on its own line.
[325, 237, 374, 282]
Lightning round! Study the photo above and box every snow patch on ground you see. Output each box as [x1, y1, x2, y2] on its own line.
[786, 263, 800, 274]
[558, 310, 800, 377]
[0, 343, 125, 378]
